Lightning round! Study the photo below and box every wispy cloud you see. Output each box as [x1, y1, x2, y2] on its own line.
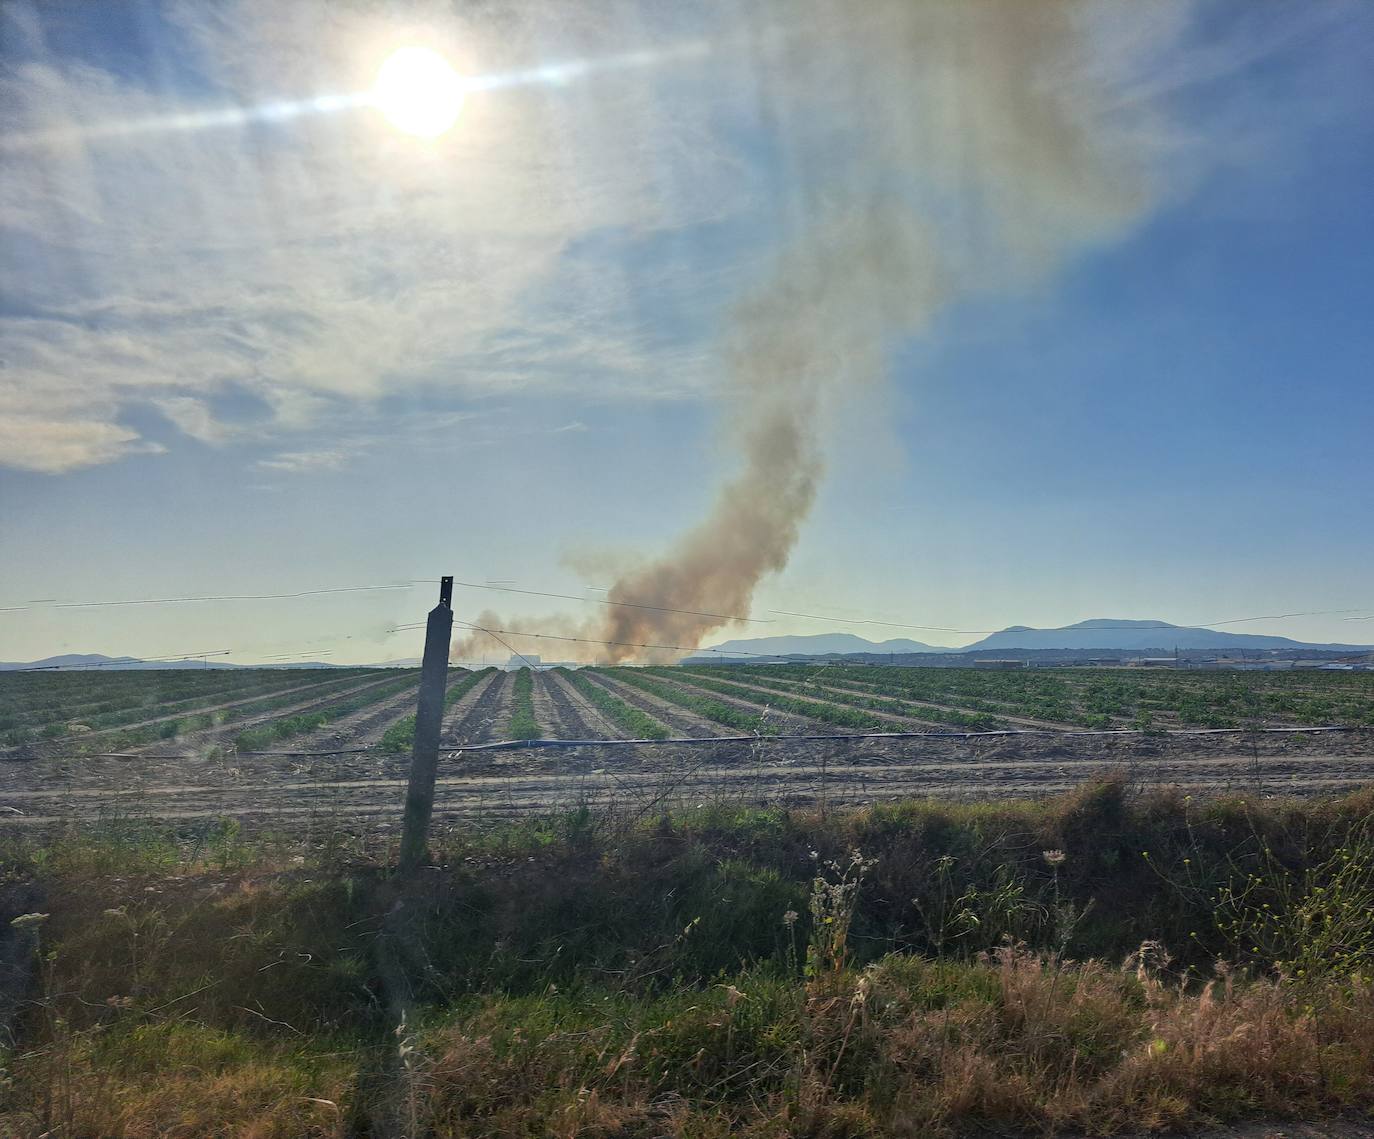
[254, 449, 348, 474]
[153, 397, 234, 445]
[2, 0, 1360, 480]
[0, 414, 164, 475]
[0, 0, 748, 474]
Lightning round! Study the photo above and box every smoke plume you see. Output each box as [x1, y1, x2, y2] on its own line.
[455, 0, 1171, 665]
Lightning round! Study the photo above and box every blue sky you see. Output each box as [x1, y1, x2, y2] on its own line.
[1, 0, 1371, 664]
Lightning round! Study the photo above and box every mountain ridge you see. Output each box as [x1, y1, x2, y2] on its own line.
[701, 633, 942, 659]
[0, 653, 350, 671]
[698, 619, 1371, 659]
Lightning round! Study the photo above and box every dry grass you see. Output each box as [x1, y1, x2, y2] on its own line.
[3, 784, 1374, 1136]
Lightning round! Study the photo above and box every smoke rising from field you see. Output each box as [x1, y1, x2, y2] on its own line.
[454, 0, 1171, 665]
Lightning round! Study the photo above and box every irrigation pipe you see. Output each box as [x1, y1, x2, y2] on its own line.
[11, 724, 1363, 761]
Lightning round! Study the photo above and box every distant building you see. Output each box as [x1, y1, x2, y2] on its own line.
[973, 659, 1027, 670]
[1212, 659, 1294, 671]
[502, 654, 581, 672]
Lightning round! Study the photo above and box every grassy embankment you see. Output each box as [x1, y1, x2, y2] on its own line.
[3, 780, 1374, 1136]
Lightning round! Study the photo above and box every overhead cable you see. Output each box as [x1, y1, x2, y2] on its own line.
[411, 579, 771, 625]
[0, 583, 414, 613]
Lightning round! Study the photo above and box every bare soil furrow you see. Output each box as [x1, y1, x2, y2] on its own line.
[7, 750, 1374, 828]
[545, 671, 626, 739]
[437, 670, 500, 741]
[535, 672, 603, 739]
[526, 672, 562, 738]
[444, 671, 510, 746]
[6, 713, 1372, 834]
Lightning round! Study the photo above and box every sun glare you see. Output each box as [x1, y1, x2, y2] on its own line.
[373, 46, 465, 138]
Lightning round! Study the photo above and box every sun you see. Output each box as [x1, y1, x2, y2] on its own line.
[373, 46, 465, 138]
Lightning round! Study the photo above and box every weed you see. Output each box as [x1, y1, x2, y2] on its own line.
[4, 786, 1374, 1134]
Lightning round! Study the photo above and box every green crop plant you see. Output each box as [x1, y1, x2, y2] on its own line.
[507, 668, 541, 740]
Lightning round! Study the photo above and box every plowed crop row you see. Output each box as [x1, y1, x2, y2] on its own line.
[234, 674, 421, 751]
[558, 668, 669, 739]
[598, 669, 778, 735]
[532, 671, 599, 739]
[668, 668, 1002, 730]
[47, 674, 398, 756]
[0, 668, 368, 746]
[688, 664, 1374, 730]
[442, 671, 508, 746]
[576, 672, 718, 738]
[381, 668, 495, 752]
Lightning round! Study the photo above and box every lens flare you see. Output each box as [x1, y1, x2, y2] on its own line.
[373, 46, 465, 138]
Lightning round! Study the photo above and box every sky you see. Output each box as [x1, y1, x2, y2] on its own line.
[1, 0, 1372, 665]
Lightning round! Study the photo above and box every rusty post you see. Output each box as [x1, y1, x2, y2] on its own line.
[399, 576, 453, 871]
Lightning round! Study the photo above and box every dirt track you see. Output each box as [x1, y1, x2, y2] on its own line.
[4, 705, 1372, 832]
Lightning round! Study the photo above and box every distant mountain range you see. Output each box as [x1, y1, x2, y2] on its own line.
[5, 619, 1370, 672]
[696, 619, 1371, 661]
[704, 633, 943, 659]
[0, 654, 344, 672]
[959, 619, 1369, 653]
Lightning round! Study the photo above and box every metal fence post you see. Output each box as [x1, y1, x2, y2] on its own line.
[399, 576, 453, 871]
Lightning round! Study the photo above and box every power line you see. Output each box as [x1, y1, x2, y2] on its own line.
[446, 621, 799, 660]
[412, 579, 770, 625]
[9, 651, 234, 672]
[418, 578, 1369, 638]
[459, 621, 543, 671]
[5, 628, 377, 672]
[0, 583, 415, 613]
[3, 573, 1364, 639]
[426, 614, 1374, 665]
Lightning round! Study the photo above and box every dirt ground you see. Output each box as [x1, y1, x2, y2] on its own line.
[3, 681, 1372, 833]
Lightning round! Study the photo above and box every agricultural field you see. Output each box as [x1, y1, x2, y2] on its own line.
[1, 664, 1372, 833]
[678, 663, 1374, 731]
[5, 667, 1374, 1136]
